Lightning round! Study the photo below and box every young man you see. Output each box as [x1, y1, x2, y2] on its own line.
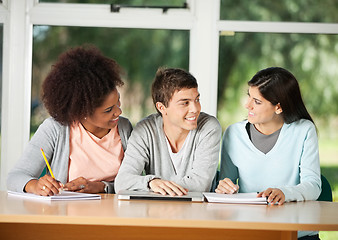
[115, 68, 221, 195]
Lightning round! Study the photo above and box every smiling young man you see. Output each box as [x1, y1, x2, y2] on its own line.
[115, 68, 222, 195]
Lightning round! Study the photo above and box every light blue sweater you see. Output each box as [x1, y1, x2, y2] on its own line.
[219, 119, 321, 202]
[218, 119, 321, 238]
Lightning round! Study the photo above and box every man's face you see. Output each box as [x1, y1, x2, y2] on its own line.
[158, 88, 201, 133]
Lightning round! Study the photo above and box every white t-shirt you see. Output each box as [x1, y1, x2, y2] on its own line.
[165, 131, 192, 174]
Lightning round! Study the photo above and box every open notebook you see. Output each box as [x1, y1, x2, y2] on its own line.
[117, 190, 204, 202]
[203, 192, 267, 204]
[7, 190, 101, 201]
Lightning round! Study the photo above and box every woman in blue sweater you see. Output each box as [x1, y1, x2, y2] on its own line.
[216, 67, 321, 239]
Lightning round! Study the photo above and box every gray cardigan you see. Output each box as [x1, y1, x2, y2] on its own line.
[7, 116, 132, 193]
[114, 112, 222, 193]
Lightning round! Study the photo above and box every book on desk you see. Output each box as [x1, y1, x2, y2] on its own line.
[7, 190, 101, 201]
[203, 192, 268, 204]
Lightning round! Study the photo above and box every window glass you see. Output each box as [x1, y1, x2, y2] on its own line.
[220, 0, 338, 23]
[32, 26, 189, 132]
[218, 33, 338, 129]
[217, 32, 338, 200]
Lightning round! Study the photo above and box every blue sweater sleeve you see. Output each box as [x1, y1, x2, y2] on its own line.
[279, 122, 321, 202]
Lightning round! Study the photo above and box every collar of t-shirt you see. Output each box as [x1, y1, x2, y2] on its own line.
[68, 122, 124, 182]
[165, 131, 192, 174]
[249, 123, 281, 154]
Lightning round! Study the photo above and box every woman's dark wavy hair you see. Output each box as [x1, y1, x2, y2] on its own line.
[248, 67, 314, 124]
[42, 45, 124, 125]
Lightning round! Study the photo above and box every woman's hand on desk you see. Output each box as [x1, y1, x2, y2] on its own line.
[63, 177, 105, 193]
[25, 175, 63, 196]
[149, 179, 188, 196]
[257, 188, 285, 205]
[215, 178, 239, 194]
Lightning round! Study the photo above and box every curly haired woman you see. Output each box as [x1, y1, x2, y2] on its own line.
[7, 45, 132, 195]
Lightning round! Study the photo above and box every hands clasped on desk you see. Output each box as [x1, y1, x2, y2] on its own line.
[215, 177, 285, 205]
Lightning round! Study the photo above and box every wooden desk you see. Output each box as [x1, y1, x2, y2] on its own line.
[0, 191, 337, 240]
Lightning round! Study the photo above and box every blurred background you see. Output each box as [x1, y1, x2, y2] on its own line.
[2, 0, 337, 238]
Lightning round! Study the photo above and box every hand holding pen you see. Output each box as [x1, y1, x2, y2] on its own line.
[215, 178, 239, 194]
[24, 148, 63, 196]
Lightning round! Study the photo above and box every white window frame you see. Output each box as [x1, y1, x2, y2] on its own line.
[1, 0, 338, 190]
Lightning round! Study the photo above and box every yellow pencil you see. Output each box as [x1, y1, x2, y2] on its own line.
[40, 148, 55, 179]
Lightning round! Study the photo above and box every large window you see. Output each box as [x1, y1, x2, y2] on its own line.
[32, 26, 189, 130]
[217, 32, 338, 130]
[217, 33, 338, 173]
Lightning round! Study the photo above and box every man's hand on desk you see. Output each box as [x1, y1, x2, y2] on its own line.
[257, 188, 285, 205]
[149, 179, 188, 196]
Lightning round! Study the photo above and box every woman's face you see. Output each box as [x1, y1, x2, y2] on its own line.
[245, 86, 281, 125]
[86, 89, 122, 131]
